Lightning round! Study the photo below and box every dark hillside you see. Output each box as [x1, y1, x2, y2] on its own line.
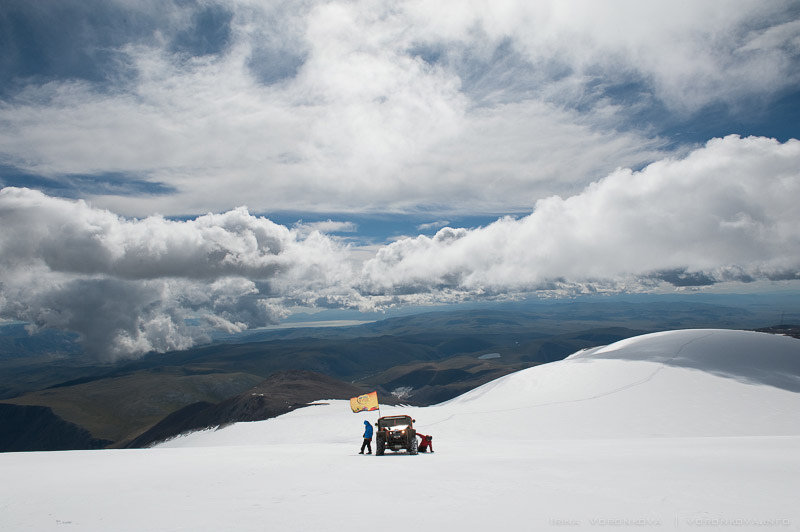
[0, 404, 111, 452]
[1, 370, 264, 443]
[125, 370, 370, 448]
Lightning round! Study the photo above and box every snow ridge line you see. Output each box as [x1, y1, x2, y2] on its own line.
[424, 331, 718, 427]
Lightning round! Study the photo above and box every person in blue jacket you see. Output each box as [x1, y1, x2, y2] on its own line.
[359, 420, 373, 454]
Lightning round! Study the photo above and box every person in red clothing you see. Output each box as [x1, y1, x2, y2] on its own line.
[417, 433, 434, 453]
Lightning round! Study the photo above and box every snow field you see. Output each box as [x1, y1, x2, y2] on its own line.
[2, 329, 800, 531]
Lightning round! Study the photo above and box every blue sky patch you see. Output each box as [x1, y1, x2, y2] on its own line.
[170, 3, 233, 58]
[0, 165, 176, 198]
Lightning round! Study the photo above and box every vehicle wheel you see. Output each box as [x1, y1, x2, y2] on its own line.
[409, 436, 418, 455]
[376, 437, 385, 456]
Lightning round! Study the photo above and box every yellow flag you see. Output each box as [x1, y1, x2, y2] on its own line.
[350, 391, 379, 413]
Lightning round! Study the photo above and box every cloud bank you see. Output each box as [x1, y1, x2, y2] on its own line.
[2, 136, 798, 358]
[0, 188, 354, 359]
[361, 136, 800, 298]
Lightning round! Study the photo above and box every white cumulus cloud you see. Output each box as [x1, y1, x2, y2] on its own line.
[358, 136, 800, 299]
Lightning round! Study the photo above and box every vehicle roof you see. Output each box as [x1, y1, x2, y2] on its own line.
[378, 415, 412, 420]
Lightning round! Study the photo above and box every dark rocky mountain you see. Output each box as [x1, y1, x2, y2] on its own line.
[124, 370, 371, 448]
[0, 403, 111, 452]
[1, 370, 264, 444]
[755, 324, 800, 339]
[359, 355, 533, 405]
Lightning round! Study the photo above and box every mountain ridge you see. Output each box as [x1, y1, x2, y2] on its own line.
[123, 370, 374, 448]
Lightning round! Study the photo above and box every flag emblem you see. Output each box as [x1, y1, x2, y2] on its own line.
[350, 391, 379, 413]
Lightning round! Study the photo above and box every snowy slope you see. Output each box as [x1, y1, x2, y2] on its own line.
[2, 329, 800, 531]
[161, 329, 800, 445]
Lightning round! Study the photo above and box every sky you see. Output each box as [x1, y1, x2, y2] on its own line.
[0, 0, 799, 359]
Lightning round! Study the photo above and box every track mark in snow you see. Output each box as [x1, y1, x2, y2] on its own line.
[426, 331, 718, 426]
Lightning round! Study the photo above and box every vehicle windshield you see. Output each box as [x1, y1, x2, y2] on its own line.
[379, 417, 411, 429]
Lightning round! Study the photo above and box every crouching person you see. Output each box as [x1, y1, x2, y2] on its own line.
[417, 433, 434, 453]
